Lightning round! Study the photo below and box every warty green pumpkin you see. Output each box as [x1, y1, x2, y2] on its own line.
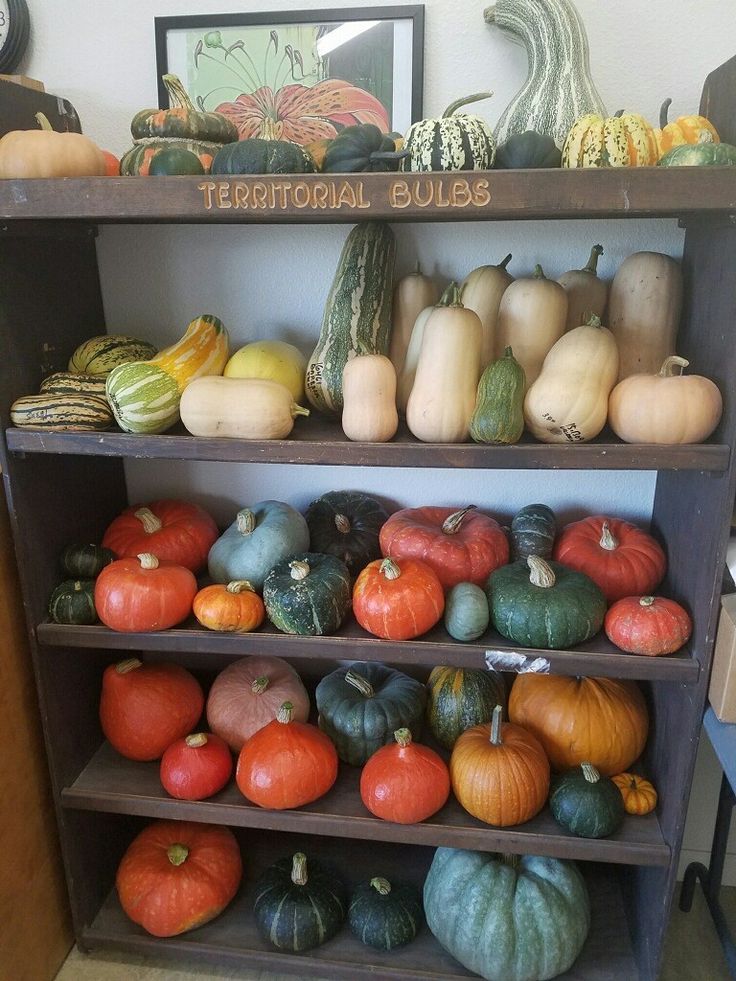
[469, 345, 526, 444]
[550, 762, 625, 838]
[262, 553, 352, 636]
[401, 94, 496, 172]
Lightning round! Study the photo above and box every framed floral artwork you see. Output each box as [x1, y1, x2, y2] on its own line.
[154, 6, 424, 144]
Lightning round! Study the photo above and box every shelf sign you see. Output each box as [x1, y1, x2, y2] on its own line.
[198, 176, 492, 214]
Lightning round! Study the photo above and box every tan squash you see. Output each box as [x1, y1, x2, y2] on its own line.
[388, 264, 440, 376]
[396, 287, 452, 413]
[608, 355, 722, 445]
[608, 252, 683, 380]
[460, 254, 514, 367]
[180, 376, 309, 439]
[557, 245, 608, 330]
[406, 284, 482, 443]
[524, 314, 619, 443]
[342, 355, 398, 442]
[0, 113, 107, 178]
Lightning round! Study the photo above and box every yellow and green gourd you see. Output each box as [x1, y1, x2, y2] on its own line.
[562, 110, 659, 167]
[469, 346, 526, 444]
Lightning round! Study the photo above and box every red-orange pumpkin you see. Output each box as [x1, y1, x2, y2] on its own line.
[102, 498, 219, 573]
[95, 553, 197, 632]
[379, 505, 509, 589]
[116, 820, 242, 937]
[193, 580, 265, 633]
[360, 728, 450, 824]
[100, 657, 204, 761]
[553, 515, 666, 603]
[352, 557, 444, 640]
[605, 595, 692, 656]
[160, 732, 233, 800]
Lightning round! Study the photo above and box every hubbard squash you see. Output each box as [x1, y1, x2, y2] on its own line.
[469, 346, 526, 445]
[557, 245, 608, 330]
[444, 583, 490, 642]
[180, 377, 309, 440]
[223, 340, 306, 402]
[342, 355, 398, 442]
[388, 264, 440, 377]
[460, 254, 514, 366]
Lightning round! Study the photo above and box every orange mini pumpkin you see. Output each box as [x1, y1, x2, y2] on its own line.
[612, 772, 658, 815]
[193, 580, 265, 633]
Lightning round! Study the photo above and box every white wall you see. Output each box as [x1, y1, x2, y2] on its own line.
[22, 1, 736, 880]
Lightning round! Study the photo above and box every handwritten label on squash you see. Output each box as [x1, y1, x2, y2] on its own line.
[485, 650, 551, 674]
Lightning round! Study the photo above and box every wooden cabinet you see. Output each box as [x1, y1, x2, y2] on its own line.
[2, 55, 736, 981]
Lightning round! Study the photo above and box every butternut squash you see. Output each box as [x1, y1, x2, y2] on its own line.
[524, 314, 619, 443]
[388, 264, 440, 376]
[342, 355, 398, 442]
[396, 286, 453, 413]
[608, 252, 682, 380]
[557, 245, 608, 331]
[180, 376, 310, 439]
[461, 254, 514, 366]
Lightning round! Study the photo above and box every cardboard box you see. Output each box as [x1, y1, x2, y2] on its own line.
[709, 592, 736, 722]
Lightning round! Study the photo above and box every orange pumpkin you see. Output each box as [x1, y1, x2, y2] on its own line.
[360, 728, 450, 824]
[450, 705, 550, 826]
[0, 112, 107, 178]
[612, 772, 658, 815]
[352, 557, 444, 641]
[655, 98, 720, 158]
[193, 580, 265, 633]
[509, 675, 649, 777]
[604, 595, 692, 656]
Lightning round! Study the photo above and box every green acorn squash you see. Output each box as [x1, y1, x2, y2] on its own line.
[323, 124, 408, 173]
[212, 138, 315, 175]
[61, 543, 116, 579]
[305, 490, 389, 577]
[510, 503, 557, 561]
[550, 762, 625, 838]
[469, 346, 526, 444]
[426, 666, 506, 750]
[262, 553, 352, 636]
[48, 579, 97, 625]
[444, 582, 490, 642]
[349, 877, 423, 950]
[495, 131, 562, 168]
[657, 142, 736, 166]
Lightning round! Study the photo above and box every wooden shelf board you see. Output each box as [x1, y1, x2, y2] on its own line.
[5, 422, 729, 472]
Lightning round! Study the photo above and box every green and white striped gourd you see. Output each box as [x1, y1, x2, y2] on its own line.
[10, 393, 113, 431]
[40, 372, 109, 398]
[68, 335, 158, 376]
[484, 0, 606, 149]
[401, 94, 496, 172]
[305, 222, 395, 415]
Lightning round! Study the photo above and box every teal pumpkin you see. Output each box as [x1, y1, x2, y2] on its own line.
[424, 848, 591, 981]
[510, 503, 557, 561]
[348, 877, 423, 950]
[48, 579, 97, 625]
[305, 490, 389, 577]
[444, 582, 490, 642]
[212, 139, 315, 175]
[658, 142, 736, 167]
[262, 552, 351, 636]
[549, 762, 625, 838]
[207, 501, 309, 591]
[487, 555, 606, 649]
[61, 543, 117, 579]
[316, 661, 427, 766]
[426, 666, 506, 751]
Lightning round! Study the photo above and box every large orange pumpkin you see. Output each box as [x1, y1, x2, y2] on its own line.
[509, 675, 649, 776]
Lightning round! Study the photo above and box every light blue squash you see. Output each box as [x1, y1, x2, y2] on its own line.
[444, 582, 490, 642]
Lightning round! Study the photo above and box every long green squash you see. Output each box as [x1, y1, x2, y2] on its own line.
[305, 222, 395, 415]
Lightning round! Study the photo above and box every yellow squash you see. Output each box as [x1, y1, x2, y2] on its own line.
[224, 340, 306, 402]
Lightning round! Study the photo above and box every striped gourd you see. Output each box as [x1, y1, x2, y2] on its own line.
[305, 222, 395, 415]
[40, 372, 108, 398]
[68, 335, 158, 376]
[401, 95, 496, 172]
[485, 0, 606, 149]
[562, 112, 659, 168]
[10, 394, 113, 431]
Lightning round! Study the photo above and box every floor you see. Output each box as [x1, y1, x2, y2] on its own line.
[54, 886, 736, 981]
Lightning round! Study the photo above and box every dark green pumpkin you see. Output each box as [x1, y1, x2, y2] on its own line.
[550, 762, 625, 838]
[426, 666, 506, 750]
[658, 142, 736, 167]
[212, 138, 315, 175]
[148, 148, 205, 176]
[487, 555, 606, 649]
[510, 504, 557, 561]
[131, 75, 238, 144]
[316, 661, 427, 766]
[254, 852, 347, 952]
[469, 347, 526, 445]
[349, 877, 423, 950]
[495, 131, 562, 169]
[120, 140, 221, 176]
[444, 582, 490, 642]
[61, 543, 117, 579]
[262, 552, 351, 636]
[323, 124, 408, 173]
[48, 579, 97, 625]
[305, 491, 389, 576]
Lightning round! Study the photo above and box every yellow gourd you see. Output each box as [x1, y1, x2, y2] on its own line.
[180, 377, 309, 439]
[388, 264, 440, 377]
[224, 340, 306, 401]
[342, 355, 398, 442]
[460, 254, 514, 366]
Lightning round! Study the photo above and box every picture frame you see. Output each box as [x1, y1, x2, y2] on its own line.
[154, 6, 424, 144]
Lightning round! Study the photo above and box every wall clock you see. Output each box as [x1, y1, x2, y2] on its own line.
[0, 0, 30, 74]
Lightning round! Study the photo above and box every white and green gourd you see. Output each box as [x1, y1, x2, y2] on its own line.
[401, 94, 496, 172]
[484, 0, 606, 149]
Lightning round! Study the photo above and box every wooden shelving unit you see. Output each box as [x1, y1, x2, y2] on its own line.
[3, 53, 736, 981]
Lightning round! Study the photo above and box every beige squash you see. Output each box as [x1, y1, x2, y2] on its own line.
[396, 301, 440, 413]
[388, 263, 440, 376]
[494, 265, 568, 388]
[180, 376, 309, 439]
[406, 284, 482, 443]
[460, 253, 514, 366]
[524, 315, 619, 443]
[557, 244, 608, 331]
[342, 355, 398, 442]
[608, 251, 683, 380]
[608, 355, 722, 445]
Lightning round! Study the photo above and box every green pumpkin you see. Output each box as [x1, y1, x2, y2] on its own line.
[495, 131, 562, 169]
[254, 852, 347, 952]
[263, 552, 351, 636]
[316, 661, 427, 766]
[120, 140, 222, 176]
[148, 148, 205, 175]
[469, 347, 526, 445]
[207, 501, 309, 591]
[658, 142, 736, 167]
[212, 138, 315, 175]
[48, 579, 97, 625]
[487, 555, 606, 649]
[510, 503, 557, 561]
[323, 124, 408, 173]
[550, 762, 625, 838]
[424, 848, 590, 981]
[131, 75, 238, 143]
[426, 666, 506, 750]
[61, 543, 117, 579]
[402, 94, 496, 172]
[349, 877, 423, 951]
[305, 491, 388, 577]
[444, 583, 490, 642]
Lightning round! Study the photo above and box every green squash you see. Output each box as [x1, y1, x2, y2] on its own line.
[426, 666, 506, 751]
[349, 877, 423, 951]
[550, 762, 625, 838]
[305, 491, 389, 577]
[61, 543, 117, 579]
[253, 852, 347, 952]
[401, 94, 496, 172]
[495, 131, 562, 169]
[263, 552, 352, 636]
[658, 142, 736, 167]
[148, 148, 205, 176]
[469, 347, 526, 444]
[424, 848, 591, 981]
[212, 138, 315, 175]
[207, 501, 309, 592]
[510, 503, 557, 561]
[323, 124, 408, 173]
[48, 579, 97, 625]
[316, 661, 427, 766]
[131, 74, 238, 144]
[487, 555, 606, 649]
[444, 582, 490, 642]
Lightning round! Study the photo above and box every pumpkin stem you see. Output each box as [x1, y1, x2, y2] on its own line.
[167, 843, 189, 866]
[497, 253, 513, 271]
[394, 728, 412, 748]
[527, 555, 556, 588]
[500, 853, 521, 871]
[236, 509, 256, 536]
[659, 98, 673, 129]
[489, 704, 503, 746]
[659, 355, 689, 377]
[443, 92, 493, 118]
[162, 74, 197, 113]
[614, 109, 625, 118]
[584, 313, 603, 329]
[227, 580, 255, 594]
[581, 762, 601, 783]
[291, 402, 310, 418]
[438, 282, 466, 309]
[291, 852, 308, 886]
[34, 112, 54, 132]
[334, 513, 351, 535]
[251, 676, 270, 694]
[483, 5, 497, 24]
[115, 657, 142, 675]
[276, 701, 294, 724]
[185, 733, 208, 748]
[289, 560, 310, 581]
[533, 264, 547, 280]
[583, 245, 604, 275]
[380, 557, 401, 581]
[442, 505, 477, 535]
[345, 670, 374, 698]
[503, 346, 515, 359]
[640, 596, 656, 607]
[134, 507, 163, 534]
[137, 552, 159, 570]
[599, 522, 618, 551]
[73, 581, 84, 592]
[370, 877, 392, 895]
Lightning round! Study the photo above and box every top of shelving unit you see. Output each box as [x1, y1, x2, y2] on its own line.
[0, 168, 734, 224]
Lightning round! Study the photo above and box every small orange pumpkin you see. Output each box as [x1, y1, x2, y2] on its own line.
[655, 98, 720, 158]
[611, 772, 658, 815]
[193, 580, 265, 633]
